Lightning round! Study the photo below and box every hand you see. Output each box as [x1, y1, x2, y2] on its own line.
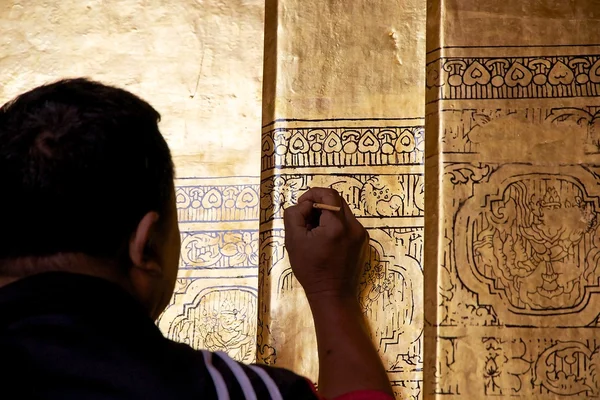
[284, 189, 392, 397]
[283, 187, 368, 299]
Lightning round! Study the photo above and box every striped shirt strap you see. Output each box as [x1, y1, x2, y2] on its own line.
[214, 351, 257, 400]
[248, 365, 284, 400]
[200, 350, 230, 400]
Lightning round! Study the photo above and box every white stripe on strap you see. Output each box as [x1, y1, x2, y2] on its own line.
[248, 365, 283, 400]
[201, 350, 230, 400]
[214, 351, 257, 400]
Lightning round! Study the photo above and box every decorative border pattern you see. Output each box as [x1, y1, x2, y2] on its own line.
[259, 173, 424, 224]
[176, 184, 260, 223]
[427, 45, 600, 398]
[261, 125, 424, 170]
[427, 55, 600, 101]
[162, 179, 260, 362]
[436, 334, 600, 398]
[179, 230, 258, 270]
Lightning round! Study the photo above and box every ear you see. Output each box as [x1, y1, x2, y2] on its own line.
[129, 211, 161, 273]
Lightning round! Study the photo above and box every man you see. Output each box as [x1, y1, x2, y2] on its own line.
[0, 79, 394, 399]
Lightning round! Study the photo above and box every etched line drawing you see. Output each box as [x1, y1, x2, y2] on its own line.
[258, 118, 425, 399]
[176, 184, 260, 223]
[260, 174, 424, 224]
[433, 337, 460, 396]
[427, 55, 600, 101]
[180, 230, 259, 269]
[262, 125, 424, 170]
[482, 338, 531, 396]
[533, 340, 600, 397]
[162, 285, 258, 363]
[455, 171, 600, 320]
[159, 180, 261, 365]
[437, 106, 600, 155]
[428, 43, 600, 398]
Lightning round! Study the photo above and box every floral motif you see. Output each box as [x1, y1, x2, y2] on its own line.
[533, 341, 600, 396]
[180, 231, 259, 268]
[219, 232, 259, 267]
[444, 163, 493, 185]
[482, 338, 531, 395]
[260, 176, 303, 222]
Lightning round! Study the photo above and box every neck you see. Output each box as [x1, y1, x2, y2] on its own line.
[0, 253, 133, 292]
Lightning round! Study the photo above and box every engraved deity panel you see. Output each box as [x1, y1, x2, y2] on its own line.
[166, 284, 258, 363]
[455, 168, 600, 323]
[426, 2, 600, 394]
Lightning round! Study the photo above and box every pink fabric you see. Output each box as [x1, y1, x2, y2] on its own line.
[307, 379, 395, 400]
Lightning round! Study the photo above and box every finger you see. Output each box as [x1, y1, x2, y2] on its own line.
[318, 199, 347, 228]
[338, 197, 367, 242]
[283, 201, 314, 230]
[340, 197, 360, 226]
[313, 194, 348, 236]
[298, 187, 342, 207]
[310, 214, 345, 239]
[299, 187, 346, 227]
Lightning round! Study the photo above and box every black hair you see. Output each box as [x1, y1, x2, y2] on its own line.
[0, 78, 174, 263]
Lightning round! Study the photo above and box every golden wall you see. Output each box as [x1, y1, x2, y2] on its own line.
[425, 1, 600, 399]
[0, 0, 265, 363]
[3, 1, 600, 399]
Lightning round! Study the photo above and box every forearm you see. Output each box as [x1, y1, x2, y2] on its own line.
[307, 293, 393, 399]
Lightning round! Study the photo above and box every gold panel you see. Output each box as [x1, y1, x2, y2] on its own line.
[426, 1, 600, 398]
[263, 0, 425, 121]
[0, 0, 264, 363]
[259, 1, 426, 398]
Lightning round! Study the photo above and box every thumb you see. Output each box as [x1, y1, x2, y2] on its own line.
[283, 201, 314, 232]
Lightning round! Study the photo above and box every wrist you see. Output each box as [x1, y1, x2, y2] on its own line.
[305, 290, 361, 309]
[306, 291, 368, 336]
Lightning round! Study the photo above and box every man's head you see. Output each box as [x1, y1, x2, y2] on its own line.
[0, 78, 181, 318]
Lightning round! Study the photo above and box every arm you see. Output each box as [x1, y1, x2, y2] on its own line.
[284, 188, 393, 399]
[307, 293, 392, 398]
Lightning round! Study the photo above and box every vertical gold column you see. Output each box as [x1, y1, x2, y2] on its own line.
[426, 1, 600, 398]
[258, 1, 426, 398]
[0, 0, 265, 363]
